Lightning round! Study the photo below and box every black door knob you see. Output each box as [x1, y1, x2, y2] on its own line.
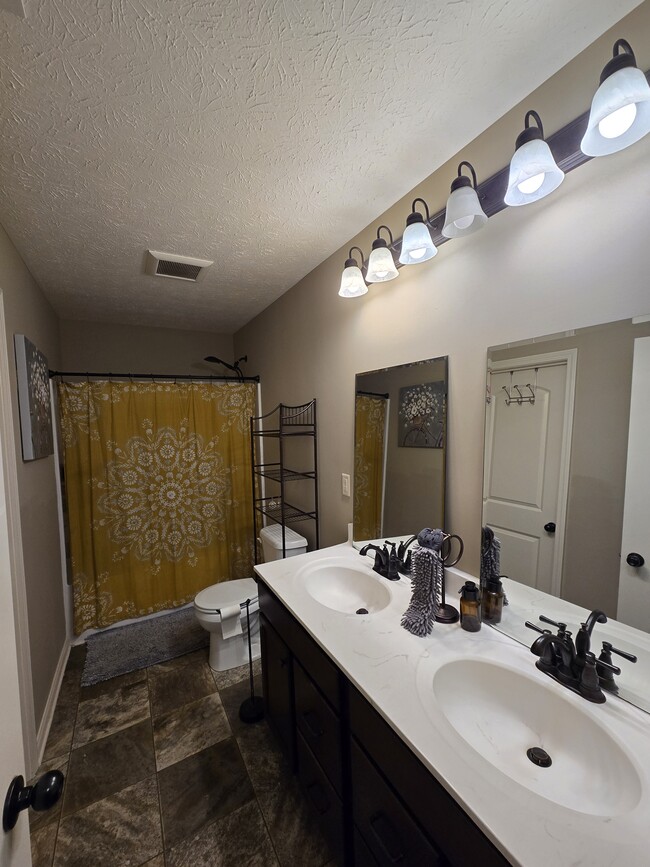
[626, 553, 645, 568]
[544, 522, 556, 533]
[3, 770, 64, 832]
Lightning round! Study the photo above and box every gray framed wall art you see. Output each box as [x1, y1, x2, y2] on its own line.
[398, 380, 446, 448]
[14, 334, 53, 461]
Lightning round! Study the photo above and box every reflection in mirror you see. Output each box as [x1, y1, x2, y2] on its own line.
[353, 356, 447, 544]
[482, 316, 650, 712]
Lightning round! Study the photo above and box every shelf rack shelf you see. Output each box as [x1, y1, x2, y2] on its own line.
[254, 464, 316, 483]
[250, 399, 319, 561]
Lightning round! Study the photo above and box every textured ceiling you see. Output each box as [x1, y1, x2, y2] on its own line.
[0, 0, 641, 332]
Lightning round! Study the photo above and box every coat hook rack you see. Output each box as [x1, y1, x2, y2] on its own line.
[502, 369, 537, 405]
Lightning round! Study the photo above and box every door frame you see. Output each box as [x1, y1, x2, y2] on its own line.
[616, 335, 650, 628]
[486, 348, 577, 598]
[0, 291, 37, 775]
[379, 397, 390, 536]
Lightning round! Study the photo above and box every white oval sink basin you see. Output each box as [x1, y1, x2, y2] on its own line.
[300, 562, 392, 615]
[418, 658, 642, 816]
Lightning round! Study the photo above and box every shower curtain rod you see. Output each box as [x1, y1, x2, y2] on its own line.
[356, 389, 389, 398]
[49, 370, 260, 383]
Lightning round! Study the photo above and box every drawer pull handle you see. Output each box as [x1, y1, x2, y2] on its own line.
[370, 812, 404, 863]
[306, 781, 330, 816]
[302, 710, 324, 739]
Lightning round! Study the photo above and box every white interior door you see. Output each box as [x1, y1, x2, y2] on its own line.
[617, 336, 650, 630]
[484, 353, 575, 595]
[0, 289, 31, 867]
[0, 418, 31, 866]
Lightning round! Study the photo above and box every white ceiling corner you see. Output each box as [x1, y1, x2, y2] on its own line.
[0, 0, 642, 333]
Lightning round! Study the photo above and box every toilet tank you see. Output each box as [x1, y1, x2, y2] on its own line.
[259, 524, 308, 562]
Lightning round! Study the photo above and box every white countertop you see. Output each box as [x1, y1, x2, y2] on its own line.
[254, 542, 650, 867]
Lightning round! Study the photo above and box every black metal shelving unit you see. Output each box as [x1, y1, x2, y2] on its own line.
[250, 399, 319, 562]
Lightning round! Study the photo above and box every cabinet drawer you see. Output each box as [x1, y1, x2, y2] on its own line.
[351, 738, 443, 867]
[259, 616, 295, 765]
[349, 687, 509, 867]
[354, 829, 379, 867]
[294, 660, 342, 795]
[296, 732, 345, 865]
[259, 582, 341, 710]
[257, 578, 296, 641]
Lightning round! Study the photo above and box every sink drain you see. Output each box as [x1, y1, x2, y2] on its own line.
[356, 608, 369, 615]
[527, 747, 552, 768]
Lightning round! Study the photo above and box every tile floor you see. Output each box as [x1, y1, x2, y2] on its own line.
[30, 644, 335, 867]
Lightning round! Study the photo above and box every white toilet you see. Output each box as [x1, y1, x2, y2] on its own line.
[194, 524, 308, 672]
[256, 523, 309, 562]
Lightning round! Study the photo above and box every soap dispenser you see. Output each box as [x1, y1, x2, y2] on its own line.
[458, 581, 482, 632]
[481, 575, 504, 624]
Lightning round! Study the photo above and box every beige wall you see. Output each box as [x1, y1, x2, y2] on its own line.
[491, 319, 650, 615]
[0, 222, 66, 731]
[235, 5, 650, 576]
[60, 319, 234, 377]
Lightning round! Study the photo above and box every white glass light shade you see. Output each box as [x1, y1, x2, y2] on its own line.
[442, 186, 488, 238]
[339, 264, 367, 298]
[399, 221, 437, 264]
[366, 246, 398, 282]
[504, 139, 564, 206]
[581, 67, 650, 156]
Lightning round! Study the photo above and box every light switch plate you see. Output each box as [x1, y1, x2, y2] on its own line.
[341, 473, 351, 497]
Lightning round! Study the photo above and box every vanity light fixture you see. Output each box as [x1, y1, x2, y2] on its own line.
[339, 246, 368, 298]
[442, 161, 488, 238]
[334, 39, 650, 295]
[366, 226, 399, 282]
[504, 110, 564, 206]
[399, 199, 438, 265]
[581, 39, 650, 156]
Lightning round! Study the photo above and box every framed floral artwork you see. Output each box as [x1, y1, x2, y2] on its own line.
[398, 380, 446, 448]
[14, 334, 54, 460]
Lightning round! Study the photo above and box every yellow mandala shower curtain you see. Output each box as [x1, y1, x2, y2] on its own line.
[353, 394, 388, 541]
[58, 380, 256, 634]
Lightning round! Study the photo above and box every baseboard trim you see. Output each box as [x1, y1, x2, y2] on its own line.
[36, 639, 71, 766]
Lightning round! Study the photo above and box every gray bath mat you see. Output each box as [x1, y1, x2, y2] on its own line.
[80, 605, 208, 686]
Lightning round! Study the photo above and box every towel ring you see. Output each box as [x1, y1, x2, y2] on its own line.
[441, 533, 464, 567]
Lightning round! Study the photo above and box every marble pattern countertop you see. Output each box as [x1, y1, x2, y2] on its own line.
[254, 542, 650, 867]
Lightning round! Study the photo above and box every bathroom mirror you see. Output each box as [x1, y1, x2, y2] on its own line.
[353, 356, 447, 544]
[482, 316, 650, 711]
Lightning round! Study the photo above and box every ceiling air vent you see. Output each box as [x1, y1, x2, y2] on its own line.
[145, 250, 213, 283]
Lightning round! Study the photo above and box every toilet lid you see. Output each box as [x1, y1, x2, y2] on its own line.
[194, 577, 258, 613]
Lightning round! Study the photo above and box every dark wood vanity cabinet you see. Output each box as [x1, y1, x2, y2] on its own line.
[258, 582, 510, 867]
[294, 659, 343, 795]
[350, 737, 444, 866]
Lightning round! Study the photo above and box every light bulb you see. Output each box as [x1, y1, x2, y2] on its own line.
[517, 172, 545, 195]
[581, 41, 650, 156]
[399, 216, 437, 265]
[442, 167, 488, 238]
[338, 253, 367, 297]
[598, 102, 637, 139]
[505, 112, 564, 206]
[453, 215, 474, 230]
[367, 241, 399, 282]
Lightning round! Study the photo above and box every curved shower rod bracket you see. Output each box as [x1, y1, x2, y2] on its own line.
[204, 355, 248, 381]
